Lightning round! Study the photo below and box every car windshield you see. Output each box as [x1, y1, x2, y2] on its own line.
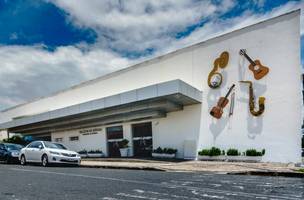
[53, 143, 67, 150]
[44, 141, 64, 149]
[5, 144, 23, 151]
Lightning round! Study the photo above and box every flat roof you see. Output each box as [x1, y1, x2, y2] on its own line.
[1, 9, 300, 113]
[0, 79, 202, 132]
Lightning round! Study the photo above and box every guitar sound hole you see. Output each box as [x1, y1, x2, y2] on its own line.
[254, 65, 260, 71]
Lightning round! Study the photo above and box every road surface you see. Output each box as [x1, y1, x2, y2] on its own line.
[0, 164, 303, 200]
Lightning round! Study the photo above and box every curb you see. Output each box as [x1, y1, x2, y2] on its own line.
[80, 164, 166, 172]
[228, 171, 304, 178]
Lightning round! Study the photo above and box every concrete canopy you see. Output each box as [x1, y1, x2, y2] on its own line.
[0, 79, 202, 135]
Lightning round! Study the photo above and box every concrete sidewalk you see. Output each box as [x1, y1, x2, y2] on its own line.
[81, 158, 304, 176]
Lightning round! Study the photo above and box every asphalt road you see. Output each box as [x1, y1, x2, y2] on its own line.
[0, 164, 303, 200]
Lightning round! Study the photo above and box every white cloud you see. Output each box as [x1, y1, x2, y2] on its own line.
[0, 45, 130, 110]
[47, 0, 235, 52]
[0, 0, 303, 110]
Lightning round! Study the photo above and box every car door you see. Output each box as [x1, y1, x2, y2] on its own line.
[31, 142, 44, 162]
[24, 142, 38, 161]
[0, 144, 6, 161]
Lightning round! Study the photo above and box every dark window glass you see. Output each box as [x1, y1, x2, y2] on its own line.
[69, 136, 79, 141]
[28, 141, 42, 149]
[106, 126, 123, 139]
[132, 122, 152, 137]
[0, 144, 5, 150]
[5, 144, 22, 151]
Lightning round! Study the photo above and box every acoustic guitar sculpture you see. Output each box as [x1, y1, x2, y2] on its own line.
[210, 84, 235, 119]
[207, 51, 229, 88]
[239, 49, 269, 80]
[239, 81, 265, 117]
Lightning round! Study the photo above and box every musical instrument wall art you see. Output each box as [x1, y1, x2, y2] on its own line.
[207, 51, 229, 88]
[239, 81, 265, 117]
[239, 49, 269, 80]
[229, 91, 235, 117]
[210, 84, 235, 119]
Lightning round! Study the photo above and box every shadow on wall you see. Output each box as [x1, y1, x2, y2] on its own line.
[206, 70, 229, 143]
[206, 53, 267, 143]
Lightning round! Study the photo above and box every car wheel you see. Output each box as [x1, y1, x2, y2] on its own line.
[5, 156, 10, 164]
[20, 155, 26, 166]
[42, 155, 48, 167]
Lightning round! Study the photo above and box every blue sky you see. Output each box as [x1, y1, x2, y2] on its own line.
[0, 0, 303, 110]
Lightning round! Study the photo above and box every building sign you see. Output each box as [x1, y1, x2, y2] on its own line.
[79, 128, 102, 136]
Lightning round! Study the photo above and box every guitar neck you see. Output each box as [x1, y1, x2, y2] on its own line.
[243, 53, 256, 66]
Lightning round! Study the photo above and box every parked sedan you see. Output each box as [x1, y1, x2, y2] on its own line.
[19, 141, 81, 167]
[0, 143, 23, 164]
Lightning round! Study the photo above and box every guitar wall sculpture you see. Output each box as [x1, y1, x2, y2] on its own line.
[210, 84, 235, 119]
[239, 49, 269, 80]
[207, 51, 229, 88]
[239, 81, 265, 116]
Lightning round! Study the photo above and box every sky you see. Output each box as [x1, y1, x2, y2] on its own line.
[0, 0, 303, 111]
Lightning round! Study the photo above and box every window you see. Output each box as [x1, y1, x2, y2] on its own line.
[54, 138, 63, 142]
[69, 136, 79, 141]
[28, 141, 43, 149]
[106, 126, 123, 140]
[132, 122, 152, 137]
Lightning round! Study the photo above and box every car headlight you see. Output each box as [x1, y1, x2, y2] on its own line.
[11, 152, 19, 156]
[50, 151, 61, 155]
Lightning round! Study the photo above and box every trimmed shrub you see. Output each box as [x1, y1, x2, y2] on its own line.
[227, 148, 239, 156]
[198, 149, 210, 156]
[119, 139, 129, 148]
[209, 147, 221, 156]
[165, 148, 177, 154]
[78, 150, 87, 154]
[153, 147, 177, 154]
[88, 150, 103, 154]
[153, 147, 163, 154]
[245, 149, 265, 156]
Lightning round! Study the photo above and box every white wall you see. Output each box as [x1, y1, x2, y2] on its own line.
[0, 130, 8, 141]
[51, 105, 201, 159]
[1, 10, 302, 162]
[51, 126, 107, 154]
[195, 11, 302, 163]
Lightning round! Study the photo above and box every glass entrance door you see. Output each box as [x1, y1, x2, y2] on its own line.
[132, 122, 152, 157]
[106, 126, 123, 157]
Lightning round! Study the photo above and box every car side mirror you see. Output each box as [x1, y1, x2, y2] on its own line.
[38, 145, 43, 150]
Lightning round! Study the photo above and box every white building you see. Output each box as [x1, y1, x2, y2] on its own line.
[0, 10, 302, 163]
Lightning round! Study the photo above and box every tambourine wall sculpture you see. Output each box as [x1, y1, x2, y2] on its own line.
[207, 51, 229, 88]
[239, 81, 265, 116]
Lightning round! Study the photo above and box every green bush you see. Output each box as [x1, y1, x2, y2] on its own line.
[88, 150, 103, 154]
[209, 147, 221, 156]
[153, 147, 177, 154]
[3, 135, 26, 145]
[78, 150, 88, 154]
[119, 139, 129, 148]
[199, 147, 221, 156]
[227, 148, 239, 156]
[153, 147, 163, 154]
[245, 149, 265, 156]
[165, 148, 177, 154]
[198, 149, 210, 156]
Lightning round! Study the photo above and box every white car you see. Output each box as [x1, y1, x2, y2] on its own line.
[19, 141, 81, 167]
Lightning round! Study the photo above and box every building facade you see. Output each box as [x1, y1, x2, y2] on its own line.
[0, 10, 302, 163]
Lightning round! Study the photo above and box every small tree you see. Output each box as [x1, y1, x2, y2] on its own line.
[3, 135, 26, 145]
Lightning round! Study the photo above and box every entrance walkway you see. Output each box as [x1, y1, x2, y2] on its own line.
[81, 158, 303, 174]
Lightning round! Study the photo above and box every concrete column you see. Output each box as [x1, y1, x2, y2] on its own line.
[123, 123, 133, 157]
